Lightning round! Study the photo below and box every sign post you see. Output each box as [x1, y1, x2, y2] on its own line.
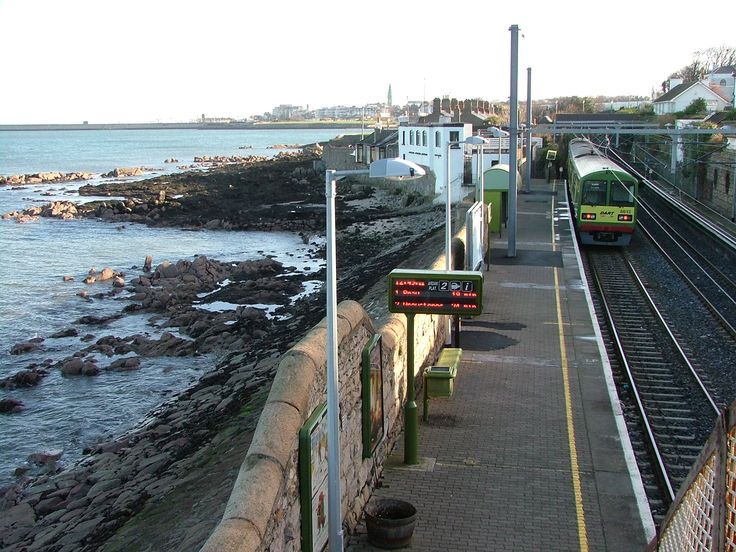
[388, 269, 483, 463]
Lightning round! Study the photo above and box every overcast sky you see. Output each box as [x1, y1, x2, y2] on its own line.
[1, 0, 733, 124]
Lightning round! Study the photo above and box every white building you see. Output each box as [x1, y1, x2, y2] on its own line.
[398, 122, 473, 203]
[703, 65, 735, 107]
[653, 79, 730, 115]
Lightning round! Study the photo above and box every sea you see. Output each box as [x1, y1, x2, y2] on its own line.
[0, 127, 359, 485]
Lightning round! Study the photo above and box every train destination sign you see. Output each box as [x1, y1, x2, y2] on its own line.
[388, 269, 484, 316]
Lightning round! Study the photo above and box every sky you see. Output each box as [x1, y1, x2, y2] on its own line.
[1, 0, 734, 124]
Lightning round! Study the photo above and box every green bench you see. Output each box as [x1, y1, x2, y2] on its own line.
[423, 347, 462, 421]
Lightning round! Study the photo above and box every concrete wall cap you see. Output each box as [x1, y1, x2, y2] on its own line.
[336, 300, 373, 333]
[222, 456, 283, 533]
[288, 335, 327, 373]
[248, 401, 301, 472]
[200, 517, 261, 552]
[268, 353, 318, 418]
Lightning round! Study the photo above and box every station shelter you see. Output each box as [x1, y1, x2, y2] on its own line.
[483, 164, 521, 236]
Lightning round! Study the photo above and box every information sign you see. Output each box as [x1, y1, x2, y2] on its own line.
[388, 269, 483, 316]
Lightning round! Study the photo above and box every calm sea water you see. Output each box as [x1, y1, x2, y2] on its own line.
[0, 128, 357, 484]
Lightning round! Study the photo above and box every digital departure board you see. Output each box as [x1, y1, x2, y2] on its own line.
[388, 269, 483, 316]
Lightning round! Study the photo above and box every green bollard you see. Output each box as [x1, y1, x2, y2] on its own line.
[404, 313, 418, 465]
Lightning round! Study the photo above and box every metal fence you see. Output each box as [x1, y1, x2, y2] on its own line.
[653, 402, 736, 551]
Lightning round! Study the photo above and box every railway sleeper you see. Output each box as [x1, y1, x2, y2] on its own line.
[655, 432, 697, 442]
[647, 414, 697, 423]
[640, 398, 689, 406]
[636, 384, 681, 391]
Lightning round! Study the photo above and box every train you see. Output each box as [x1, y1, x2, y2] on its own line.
[566, 138, 638, 246]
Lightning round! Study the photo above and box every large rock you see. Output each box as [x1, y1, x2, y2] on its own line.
[60, 357, 84, 375]
[102, 167, 145, 178]
[10, 341, 41, 355]
[107, 357, 141, 371]
[98, 267, 115, 281]
[0, 398, 24, 413]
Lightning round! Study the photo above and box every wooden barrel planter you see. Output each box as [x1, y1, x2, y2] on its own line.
[364, 498, 417, 549]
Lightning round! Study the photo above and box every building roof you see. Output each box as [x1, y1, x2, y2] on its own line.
[654, 81, 730, 104]
[357, 128, 398, 148]
[654, 82, 693, 103]
[711, 65, 736, 75]
[704, 111, 732, 125]
[555, 113, 645, 123]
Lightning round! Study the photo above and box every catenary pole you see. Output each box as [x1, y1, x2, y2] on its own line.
[525, 67, 532, 193]
[508, 24, 520, 257]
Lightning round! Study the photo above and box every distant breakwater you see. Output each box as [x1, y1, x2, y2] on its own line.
[0, 122, 362, 132]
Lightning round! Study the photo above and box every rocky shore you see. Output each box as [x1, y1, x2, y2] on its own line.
[0, 150, 445, 551]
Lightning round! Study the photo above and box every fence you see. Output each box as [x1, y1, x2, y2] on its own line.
[653, 401, 736, 551]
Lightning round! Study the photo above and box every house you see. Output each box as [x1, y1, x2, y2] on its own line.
[703, 65, 736, 107]
[653, 79, 730, 115]
[354, 128, 399, 165]
[398, 122, 473, 203]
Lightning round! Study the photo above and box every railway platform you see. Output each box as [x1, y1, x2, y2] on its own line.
[347, 178, 656, 551]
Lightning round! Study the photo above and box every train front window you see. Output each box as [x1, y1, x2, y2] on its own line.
[582, 180, 607, 205]
[610, 180, 635, 205]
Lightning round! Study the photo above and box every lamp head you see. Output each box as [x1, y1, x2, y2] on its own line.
[369, 158, 426, 181]
[464, 136, 489, 145]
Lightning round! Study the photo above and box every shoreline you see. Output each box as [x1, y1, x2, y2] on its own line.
[0, 154, 446, 550]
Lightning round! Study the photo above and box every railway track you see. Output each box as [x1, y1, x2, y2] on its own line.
[637, 187, 736, 337]
[585, 249, 722, 520]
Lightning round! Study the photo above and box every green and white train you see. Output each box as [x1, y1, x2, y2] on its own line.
[567, 138, 638, 246]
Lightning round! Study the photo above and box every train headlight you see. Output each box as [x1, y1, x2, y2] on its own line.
[582, 213, 596, 220]
[617, 214, 633, 222]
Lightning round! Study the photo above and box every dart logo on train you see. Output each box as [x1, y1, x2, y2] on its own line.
[566, 138, 638, 246]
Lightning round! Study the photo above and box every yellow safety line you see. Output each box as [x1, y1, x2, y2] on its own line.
[551, 182, 589, 552]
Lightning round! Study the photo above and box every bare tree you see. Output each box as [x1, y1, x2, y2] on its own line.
[665, 46, 735, 90]
[696, 45, 736, 70]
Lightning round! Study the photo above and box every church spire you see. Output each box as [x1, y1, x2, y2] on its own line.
[387, 84, 393, 107]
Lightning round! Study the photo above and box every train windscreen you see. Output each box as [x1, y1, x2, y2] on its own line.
[610, 181, 635, 206]
[582, 180, 607, 205]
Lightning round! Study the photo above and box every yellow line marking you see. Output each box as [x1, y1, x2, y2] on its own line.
[552, 188, 589, 552]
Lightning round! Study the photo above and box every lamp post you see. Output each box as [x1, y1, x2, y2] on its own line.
[325, 157, 425, 551]
[445, 135, 488, 272]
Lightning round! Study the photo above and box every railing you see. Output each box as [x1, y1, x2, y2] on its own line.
[652, 400, 736, 551]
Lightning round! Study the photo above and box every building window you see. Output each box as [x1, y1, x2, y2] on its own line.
[356, 146, 363, 164]
[402, 131, 406, 145]
[422, 131, 427, 147]
[435, 131, 440, 147]
[410, 131, 414, 145]
[449, 131, 459, 143]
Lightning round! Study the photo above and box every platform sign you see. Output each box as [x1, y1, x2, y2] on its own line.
[388, 269, 483, 316]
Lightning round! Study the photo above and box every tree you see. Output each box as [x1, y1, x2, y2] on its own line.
[682, 98, 707, 116]
[669, 46, 736, 86]
[697, 45, 736, 70]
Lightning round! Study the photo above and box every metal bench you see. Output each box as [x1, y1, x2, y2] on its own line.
[423, 347, 462, 421]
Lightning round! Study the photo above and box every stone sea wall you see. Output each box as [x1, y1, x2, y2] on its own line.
[201, 256, 450, 551]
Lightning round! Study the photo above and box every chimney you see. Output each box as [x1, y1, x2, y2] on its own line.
[441, 98, 451, 113]
[433, 97, 441, 114]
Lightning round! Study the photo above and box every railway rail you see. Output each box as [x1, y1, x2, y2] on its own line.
[585, 249, 722, 521]
[636, 187, 736, 337]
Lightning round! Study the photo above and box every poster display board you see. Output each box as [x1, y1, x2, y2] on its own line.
[388, 269, 484, 316]
[299, 404, 328, 552]
[361, 334, 384, 458]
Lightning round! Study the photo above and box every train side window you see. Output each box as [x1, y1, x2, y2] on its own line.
[582, 181, 606, 205]
[610, 181, 635, 205]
